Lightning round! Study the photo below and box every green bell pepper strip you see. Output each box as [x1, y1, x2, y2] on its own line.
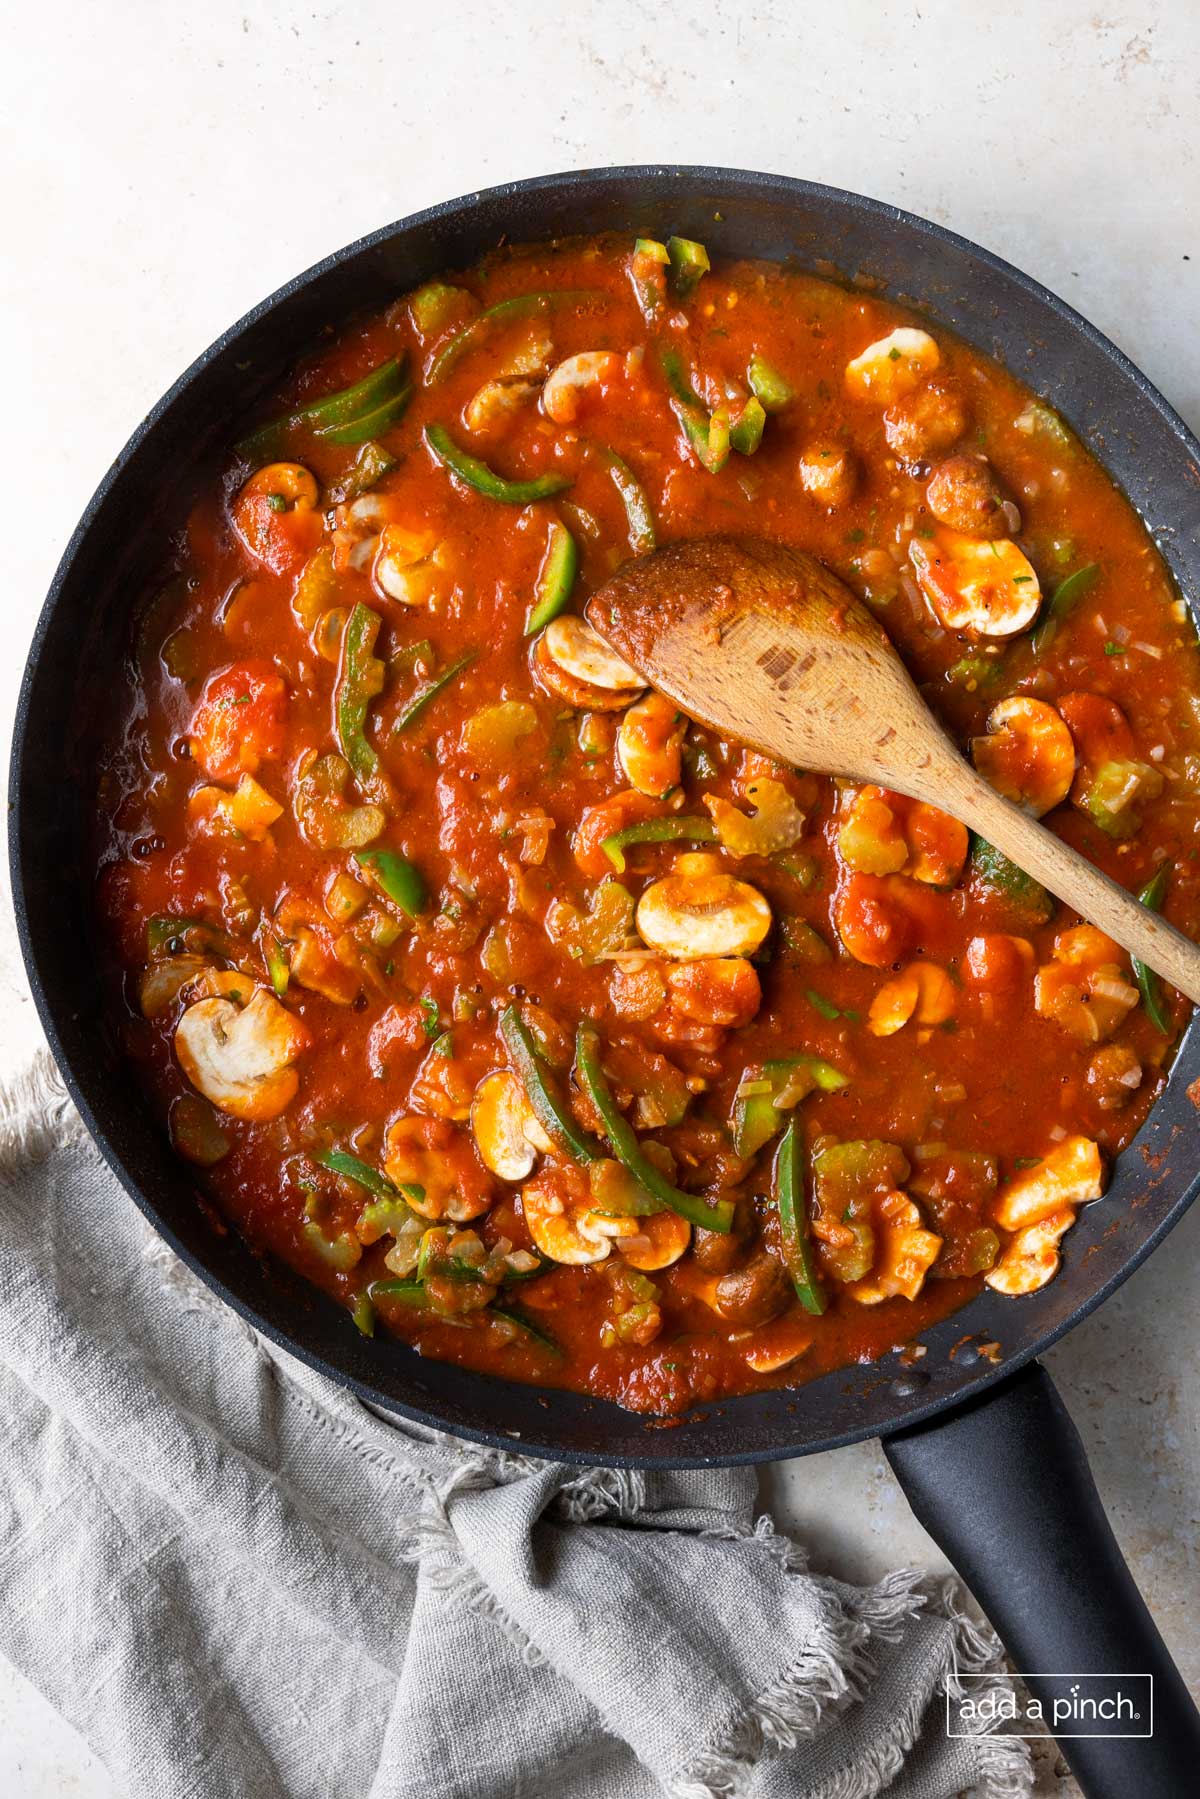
[666, 235, 710, 297]
[602, 816, 716, 873]
[351, 1292, 376, 1337]
[1133, 864, 1172, 1033]
[491, 1301, 563, 1357]
[329, 439, 397, 505]
[425, 423, 571, 504]
[426, 289, 608, 384]
[659, 348, 730, 474]
[236, 358, 409, 461]
[524, 522, 579, 634]
[314, 1147, 396, 1198]
[354, 848, 427, 917]
[599, 448, 656, 554]
[317, 383, 413, 446]
[336, 604, 385, 781]
[575, 1025, 735, 1234]
[729, 397, 766, 456]
[417, 1228, 488, 1285]
[970, 836, 1054, 925]
[367, 1278, 429, 1308]
[775, 1120, 826, 1316]
[747, 354, 793, 411]
[392, 649, 477, 734]
[630, 239, 669, 319]
[499, 1007, 600, 1163]
[1030, 563, 1100, 655]
[732, 1055, 849, 1158]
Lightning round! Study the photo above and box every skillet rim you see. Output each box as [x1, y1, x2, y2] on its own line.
[10, 163, 1200, 1468]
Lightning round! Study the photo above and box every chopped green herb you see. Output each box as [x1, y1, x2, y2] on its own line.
[805, 988, 842, 1021]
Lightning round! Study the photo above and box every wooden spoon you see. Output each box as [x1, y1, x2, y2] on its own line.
[586, 534, 1200, 1004]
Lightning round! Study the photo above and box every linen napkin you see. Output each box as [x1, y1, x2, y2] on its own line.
[0, 1049, 1033, 1799]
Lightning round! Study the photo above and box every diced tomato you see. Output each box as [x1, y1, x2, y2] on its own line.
[188, 661, 287, 784]
[1057, 692, 1136, 777]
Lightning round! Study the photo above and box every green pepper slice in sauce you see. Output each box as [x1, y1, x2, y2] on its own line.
[425, 423, 572, 504]
[775, 1121, 826, 1316]
[575, 1024, 735, 1234]
[1133, 864, 1173, 1033]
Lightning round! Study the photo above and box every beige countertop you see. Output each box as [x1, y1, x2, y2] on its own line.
[2, 2, 1197, 1791]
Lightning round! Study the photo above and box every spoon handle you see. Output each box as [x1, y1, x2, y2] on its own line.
[941, 761, 1200, 1004]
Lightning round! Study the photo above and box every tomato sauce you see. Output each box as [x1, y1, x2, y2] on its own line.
[94, 234, 1200, 1416]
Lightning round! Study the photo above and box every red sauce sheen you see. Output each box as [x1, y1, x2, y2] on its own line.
[95, 234, 1200, 1416]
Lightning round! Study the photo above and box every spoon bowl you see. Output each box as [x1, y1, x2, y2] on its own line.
[586, 533, 1200, 1004]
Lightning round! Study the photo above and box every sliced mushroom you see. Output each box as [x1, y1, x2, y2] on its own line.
[614, 1210, 691, 1271]
[139, 954, 212, 1019]
[472, 1069, 553, 1181]
[867, 961, 955, 1037]
[465, 378, 539, 433]
[845, 328, 940, 406]
[617, 692, 684, 797]
[909, 529, 1041, 636]
[522, 1173, 612, 1265]
[971, 696, 1075, 817]
[636, 854, 772, 961]
[541, 352, 621, 423]
[1034, 927, 1139, 1043]
[534, 616, 645, 711]
[231, 462, 322, 574]
[383, 1114, 493, 1223]
[985, 1209, 1075, 1295]
[373, 525, 449, 606]
[992, 1136, 1104, 1231]
[174, 986, 309, 1122]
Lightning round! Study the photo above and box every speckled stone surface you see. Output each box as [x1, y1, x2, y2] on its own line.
[2, 2, 1197, 1791]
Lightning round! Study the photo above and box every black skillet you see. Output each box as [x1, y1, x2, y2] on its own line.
[11, 168, 1200, 1794]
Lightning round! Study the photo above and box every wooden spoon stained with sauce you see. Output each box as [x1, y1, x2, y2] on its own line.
[585, 534, 1200, 1004]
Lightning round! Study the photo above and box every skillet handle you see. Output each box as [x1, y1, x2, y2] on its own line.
[883, 1359, 1200, 1798]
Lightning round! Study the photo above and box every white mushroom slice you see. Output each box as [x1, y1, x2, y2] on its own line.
[373, 525, 444, 606]
[985, 1209, 1075, 1295]
[744, 1317, 814, 1373]
[465, 378, 539, 432]
[845, 328, 940, 406]
[992, 1136, 1104, 1231]
[578, 1210, 642, 1244]
[542, 616, 644, 691]
[139, 954, 212, 1019]
[617, 692, 684, 798]
[636, 861, 772, 961]
[909, 530, 1041, 636]
[471, 1070, 551, 1180]
[522, 1182, 611, 1265]
[614, 1210, 691, 1272]
[541, 352, 621, 423]
[971, 696, 1075, 816]
[175, 987, 309, 1122]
